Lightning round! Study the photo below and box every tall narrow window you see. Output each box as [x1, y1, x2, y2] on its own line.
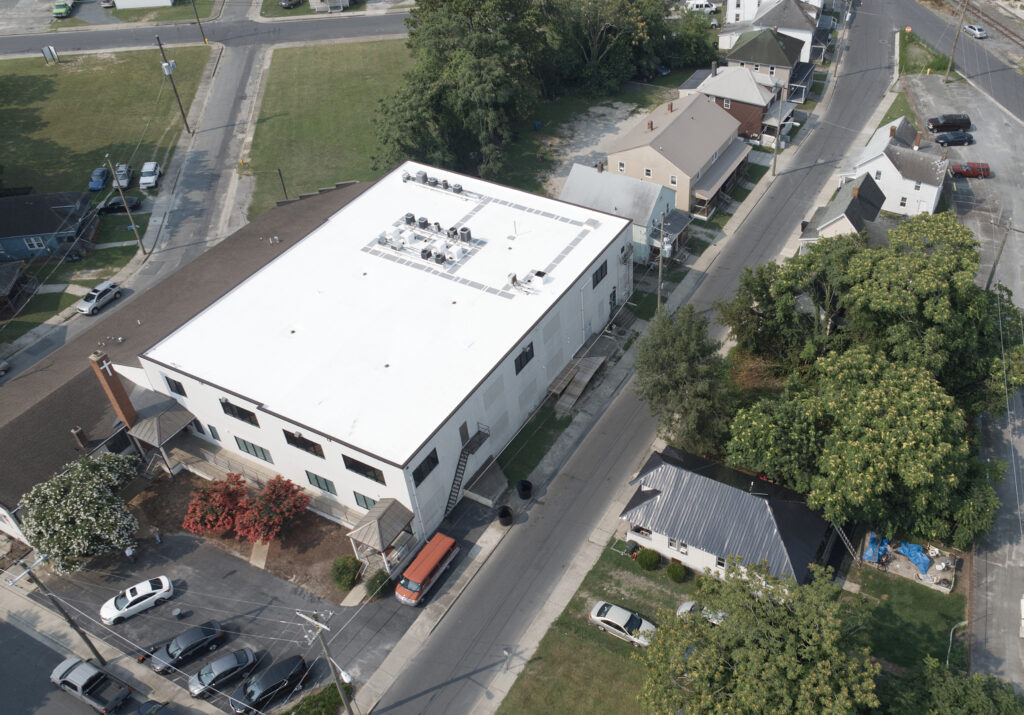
[285, 430, 325, 458]
[617, 161, 625, 172]
[643, 168, 652, 178]
[235, 436, 272, 463]
[221, 399, 259, 427]
[413, 449, 439, 486]
[208, 425, 220, 441]
[514, 342, 535, 374]
[670, 175, 678, 186]
[166, 377, 186, 397]
[592, 260, 608, 288]
[723, 98, 731, 109]
[343, 455, 385, 484]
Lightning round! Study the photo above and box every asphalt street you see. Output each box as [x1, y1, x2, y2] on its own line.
[0, 619, 95, 715]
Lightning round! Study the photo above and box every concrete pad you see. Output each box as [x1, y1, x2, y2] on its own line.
[35, 284, 70, 294]
[340, 583, 367, 607]
[248, 540, 269, 568]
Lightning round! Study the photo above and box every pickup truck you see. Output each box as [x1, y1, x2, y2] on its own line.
[949, 162, 991, 178]
[52, 0, 75, 17]
[50, 657, 131, 713]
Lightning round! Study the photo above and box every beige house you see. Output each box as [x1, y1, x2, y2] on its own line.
[607, 92, 751, 220]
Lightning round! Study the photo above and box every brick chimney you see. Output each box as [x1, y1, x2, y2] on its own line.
[712, 61, 718, 76]
[913, 132, 921, 150]
[89, 350, 136, 428]
[852, 186, 859, 198]
[889, 125, 896, 138]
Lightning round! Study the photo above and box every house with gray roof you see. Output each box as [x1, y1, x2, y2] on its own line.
[837, 117, 948, 216]
[559, 163, 692, 263]
[695, 64, 795, 142]
[621, 450, 830, 583]
[0, 192, 93, 262]
[725, 28, 813, 102]
[800, 173, 885, 250]
[606, 92, 751, 220]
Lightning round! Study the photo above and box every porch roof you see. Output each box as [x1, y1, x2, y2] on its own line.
[128, 399, 195, 447]
[693, 141, 751, 200]
[761, 102, 798, 127]
[348, 498, 413, 551]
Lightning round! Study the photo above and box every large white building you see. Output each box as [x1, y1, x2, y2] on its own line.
[137, 162, 632, 562]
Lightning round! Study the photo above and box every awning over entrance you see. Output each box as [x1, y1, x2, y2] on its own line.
[762, 102, 798, 128]
[128, 400, 196, 447]
[692, 141, 752, 201]
[347, 498, 413, 551]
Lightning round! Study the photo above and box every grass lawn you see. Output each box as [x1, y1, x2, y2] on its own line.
[113, 0, 213, 22]
[92, 214, 150, 244]
[850, 564, 968, 671]
[628, 290, 660, 320]
[247, 41, 412, 219]
[879, 91, 916, 129]
[706, 209, 733, 231]
[686, 236, 711, 256]
[899, 32, 948, 75]
[26, 245, 137, 286]
[745, 163, 769, 184]
[0, 48, 208, 194]
[283, 682, 353, 714]
[50, 17, 90, 29]
[497, 401, 572, 486]
[0, 292, 78, 343]
[728, 185, 751, 203]
[498, 540, 696, 715]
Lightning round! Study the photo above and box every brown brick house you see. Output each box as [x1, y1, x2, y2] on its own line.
[694, 65, 796, 143]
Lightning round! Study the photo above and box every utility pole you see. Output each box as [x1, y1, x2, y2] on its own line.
[105, 154, 146, 255]
[771, 85, 785, 177]
[189, 0, 208, 45]
[155, 36, 192, 135]
[8, 557, 107, 665]
[278, 168, 289, 200]
[296, 611, 354, 715]
[655, 211, 665, 314]
[945, 0, 969, 82]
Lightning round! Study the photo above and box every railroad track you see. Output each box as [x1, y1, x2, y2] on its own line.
[940, 0, 1024, 54]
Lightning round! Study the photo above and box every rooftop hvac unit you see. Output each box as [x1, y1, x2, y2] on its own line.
[508, 272, 518, 286]
[390, 227, 404, 242]
[377, 233, 388, 246]
[452, 183, 462, 194]
[459, 226, 472, 242]
[404, 212, 416, 225]
[434, 253, 446, 265]
[433, 221, 442, 233]
[445, 245, 465, 262]
[427, 176, 438, 187]
[416, 170, 427, 184]
[417, 216, 429, 229]
[401, 172, 411, 182]
[421, 247, 432, 260]
[447, 226, 458, 239]
[401, 229, 417, 244]
[442, 179, 449, 189]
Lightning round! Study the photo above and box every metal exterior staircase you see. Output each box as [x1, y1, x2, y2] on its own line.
[444, 424, 490, 516]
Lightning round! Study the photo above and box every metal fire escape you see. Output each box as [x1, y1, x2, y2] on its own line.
[444, 423, 490, 516]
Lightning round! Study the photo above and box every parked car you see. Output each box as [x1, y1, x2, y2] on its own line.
[950, 162, 991, 178]
[88, 167, 109, 191]
[113, 163, 133, 189]
[151, 621, 225, 674]
[935, 130, 974, 147]
[99, 575, 172, 624]
[139, 161, 162, 189]
[279, 0, 302, 7]
[926, 113, 971, 132]
[77, 280, 123, 316]
[228, 655, 308, 714]
[588, 601, 656, 647]
[100, 0, 115, 6]
[188, 648, 256, 698]
[676, 600, 726, 625]
[963, 24, 987, 39]
[50, 657, 132, 714]
[52, 0, 75, 18]
[97, 195, 141, 214]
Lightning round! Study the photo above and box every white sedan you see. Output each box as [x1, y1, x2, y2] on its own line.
[100, 576, 173, 625]
[588, 601, 656, 647]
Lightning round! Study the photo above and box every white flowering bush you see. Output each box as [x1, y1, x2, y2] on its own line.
[20, 454, 140, 573]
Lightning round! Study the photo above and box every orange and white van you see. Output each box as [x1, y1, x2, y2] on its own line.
[394, 532, 460, 606]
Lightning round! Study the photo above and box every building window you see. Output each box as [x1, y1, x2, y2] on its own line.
[191, 420, 205, 435]
[24, 236, 45, 251]
[900, 196, 908, 207]
[306, 471, 336, 495]
[914, 180, 922, 191]
[208, 425, 220, 441]
[221, 399, 259, 427]
[874, 170, 882, 180]
[285, 430, 325, 458]
[514, 342, 535, 374]
[235, 436, 273, 463]
[769, 66, 776, 76]
[670, 175, 678, 186]
[716, 556, 726, 568]
[735, 13, 740, 21]
[643, 168, 652, 178]
[343, 455, 385, 484]
[354, 492, 377, 510]
[723, 98, 731, 109]
[668, 538, 688, 554]
[617, 161, 625, 172]
[413, 449, 439, 486]
[166, 377, 186, 397]
[738, 60, 745, 67]
[753, 64, 760, 72]
[592, 260, 608, 288]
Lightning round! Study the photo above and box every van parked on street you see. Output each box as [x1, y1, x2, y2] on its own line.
[395, 532, 460, 606]
[685, 0, 717, 14]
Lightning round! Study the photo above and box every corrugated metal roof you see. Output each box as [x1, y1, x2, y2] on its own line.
[620, 452, 828, 582]
[128, 400, 195, 446]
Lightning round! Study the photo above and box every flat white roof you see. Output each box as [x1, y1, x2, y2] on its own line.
[145, 162, 629, 466]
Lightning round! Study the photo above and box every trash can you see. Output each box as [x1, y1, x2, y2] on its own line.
[533, 121, 542, 131]
[516, 479, 533, 500]
[498, 506, 514, 526]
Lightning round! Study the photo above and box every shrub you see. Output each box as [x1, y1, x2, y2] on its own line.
[284, 682, 354, 715]
[331, 556, 362, 591]
[636, 548, 661, 571]
[666, 562, 688, 583]
[365, 569, 392, 600]
[182, 473, 247, 536]
[234, 475, 311, 545]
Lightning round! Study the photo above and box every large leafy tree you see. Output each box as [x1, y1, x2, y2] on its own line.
[20, 454, 139, 573]
[639, 561, 879, 714]
[882, 656, 1024, 714]
[634, 304, 733, 456]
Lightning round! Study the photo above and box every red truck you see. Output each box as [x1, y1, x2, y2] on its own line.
[950, 162, 991, 178]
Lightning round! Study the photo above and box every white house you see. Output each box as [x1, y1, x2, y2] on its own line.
[620, 450, 830, 582]
[800, 173, 885, 251]
[136, 162, 632, 572]
[559, 163, 691, 264]
[720, 0, 830, 63]
[837, 117, 948, 216]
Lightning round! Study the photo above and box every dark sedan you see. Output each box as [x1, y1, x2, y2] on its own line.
[150, 621, 225, 674]
[229, 655, 307, 714]
[97, 195, 141, 214]
[935, 130, 974, 147]
[188, 648, 256, 698]
[88, 167, 109, 191]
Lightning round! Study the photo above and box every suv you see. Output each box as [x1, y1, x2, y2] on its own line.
[927, 114, 971, 133]
[139, 162, 162, 189]
[228, 656, 307, 714]
[77, 280, 123, 316]
[950, 162, 991, 178]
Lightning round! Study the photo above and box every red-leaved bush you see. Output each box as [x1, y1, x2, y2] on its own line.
[182, 473, 247, 535]
[234, 475, 311, 545]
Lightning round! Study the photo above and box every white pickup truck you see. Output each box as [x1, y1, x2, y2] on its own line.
[50, 657, 132, 713]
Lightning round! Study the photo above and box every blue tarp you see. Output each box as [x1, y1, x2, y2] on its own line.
[896, 542, 931, 575]
[862, 532, 890, 563]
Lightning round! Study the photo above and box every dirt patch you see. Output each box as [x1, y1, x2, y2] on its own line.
[128, 471, 354, 602]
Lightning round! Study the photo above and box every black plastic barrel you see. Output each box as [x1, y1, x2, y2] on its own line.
[498, 506, 514, 526]
[516, 479, 533, 500]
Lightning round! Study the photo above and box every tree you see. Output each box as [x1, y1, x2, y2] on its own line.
[634, 304, 733, 456]
[182, 473, 247, 536]
[717, 262, 809, 365]
[639, 560, 879, 714]
[19, 454, 139, 573]
[883, 656, 1024, 714]
[234, 476, 310, 545]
